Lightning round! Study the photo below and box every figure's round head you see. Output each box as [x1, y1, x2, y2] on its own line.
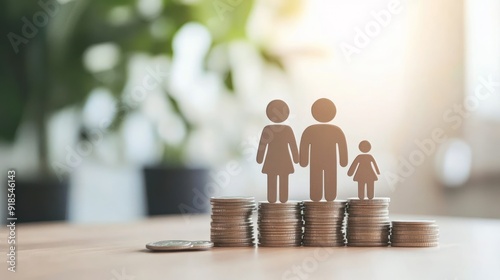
[266, 99, 289, 123]
[359, 140, 371, 153]
[311, 98, 336, 122]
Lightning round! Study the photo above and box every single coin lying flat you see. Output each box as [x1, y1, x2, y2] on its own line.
[146, 240, 214, 252]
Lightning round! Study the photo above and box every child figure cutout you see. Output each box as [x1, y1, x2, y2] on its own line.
[347, 140, 380, 200]
[257, 100, 299, 203]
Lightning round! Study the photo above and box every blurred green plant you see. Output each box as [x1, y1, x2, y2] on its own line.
[0, 0, 284, 176]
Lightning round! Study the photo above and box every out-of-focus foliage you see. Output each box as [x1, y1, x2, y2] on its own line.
[1, 0, 265, 169]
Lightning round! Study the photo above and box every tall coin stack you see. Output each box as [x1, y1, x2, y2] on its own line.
[210, 196, 256, 247]
[303, 200, 347, 247]
[346, 198, 391, 247]
[258, 201, 303, 247]
[391, 220, 439, 247]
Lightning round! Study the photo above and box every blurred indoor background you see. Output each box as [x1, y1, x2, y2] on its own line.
[0, 0, 499, 223]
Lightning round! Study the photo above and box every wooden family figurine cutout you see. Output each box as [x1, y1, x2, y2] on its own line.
[256, 100, 299, 203]
[300, 98, 348, 202]
[347, 140, 380, 200]
[257, 98, 379, 203]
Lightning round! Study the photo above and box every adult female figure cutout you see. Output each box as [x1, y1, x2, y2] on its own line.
[257, 100, 299, 203]
[347, 140, 380, 200]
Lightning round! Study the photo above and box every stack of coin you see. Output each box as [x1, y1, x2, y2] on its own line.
[210, 196, 256, 247]
[391, 220, 439, 247]
[258, 201, 303, 247]
[346, 198, 391, 247]
[303, 200, 347, 247]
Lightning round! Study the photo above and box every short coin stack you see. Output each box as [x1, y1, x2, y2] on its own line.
[258, 201, 303, 247]
[210, 196, 256, 247]
[346, 198, 391, 247]
[303, 200, 347, 247]
[391, 220, 439, 247]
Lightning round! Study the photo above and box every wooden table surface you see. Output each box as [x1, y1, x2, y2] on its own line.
[1, 214, 499, 280]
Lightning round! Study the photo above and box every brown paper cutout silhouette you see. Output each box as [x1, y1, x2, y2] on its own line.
[300, 98, 348, 202]
[347, 140, 380, 200]
[257, 100, 299, 203]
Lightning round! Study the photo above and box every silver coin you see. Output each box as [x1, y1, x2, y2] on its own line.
[304, 231, 344, 236]
[258, 242, 302, 246]
[259, 214, 303, 219]
[391, 242, 439, 247]
[211, 237, 255, 242]
[303, 239, 345, 243]
[347, 212, 390, 216]
[391, 235, 439, 240]
[347, 230, 390, 234]
[146, 240, 193, 251]
[211, 204, 256, 208]
[211, 203, 256, 207]
[303, 240, 345, 245]
[392, 226, 439, 230]
[211, 196, 255, 202]
[347, 233, 390, 237]
[210, 225, 254, 230]
[348, 204, 389, 208]
[391, 219, 435, 225]
[211, 220, 254, 225]
[259, 239, 303, 243]
[304, 214, 345, 218]
[391, 232, 439, 237]
[348, 197, 390, 203]
[304, 208, 345, 212]
[258, 243, 301, 247]
[347, 215, 389, 219]
[211, 219, 253, 223]
[392, 228, 439, 233]
[258, 233, 302, 237]
[260, 200, 303, 204]
[212, 224, 251, 229]
[347, 243, 389, 247]
[306, 219, 344, 223]
[188, 241, 214, 250]
[347, 218, 391, 225]
[391, 239, 440, 244]
[211, 214, 254, 218]
[259, 229, 303, 233]
[258, 239, 302, 244]
[258, 220, 303, 225]
[211, 209, 254, 213]
[347, 227, 390, 231]
[213, 243, 255, 247]
[303, 232, 343, 236]
[305, 211, 345, 215]
[258, 224, 303, 229]
[303, 243, 345, 247]
[210, 230, 254, 234]
[211, 239, 255, 244]
[304, 236, 344, 240]
[211, 212, 254, 216]
[258, 223, 303, 227]
[303, 237, 345, 242]
[259, 209, 302, 213]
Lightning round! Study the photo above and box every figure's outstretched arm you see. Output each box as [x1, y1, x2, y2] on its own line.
[371, 155, 381, 175]
[288, 127, 299, 164]
[299, 129, 310, 167]
[347, 157, 359, 177]
[338, 130, 348, 167]
[256, 127, 269, 164]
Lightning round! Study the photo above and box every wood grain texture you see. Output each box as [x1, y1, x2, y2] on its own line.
[1, 215, 499, 280]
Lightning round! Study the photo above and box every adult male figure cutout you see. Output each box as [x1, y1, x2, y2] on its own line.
[300, 98, 348, 201]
